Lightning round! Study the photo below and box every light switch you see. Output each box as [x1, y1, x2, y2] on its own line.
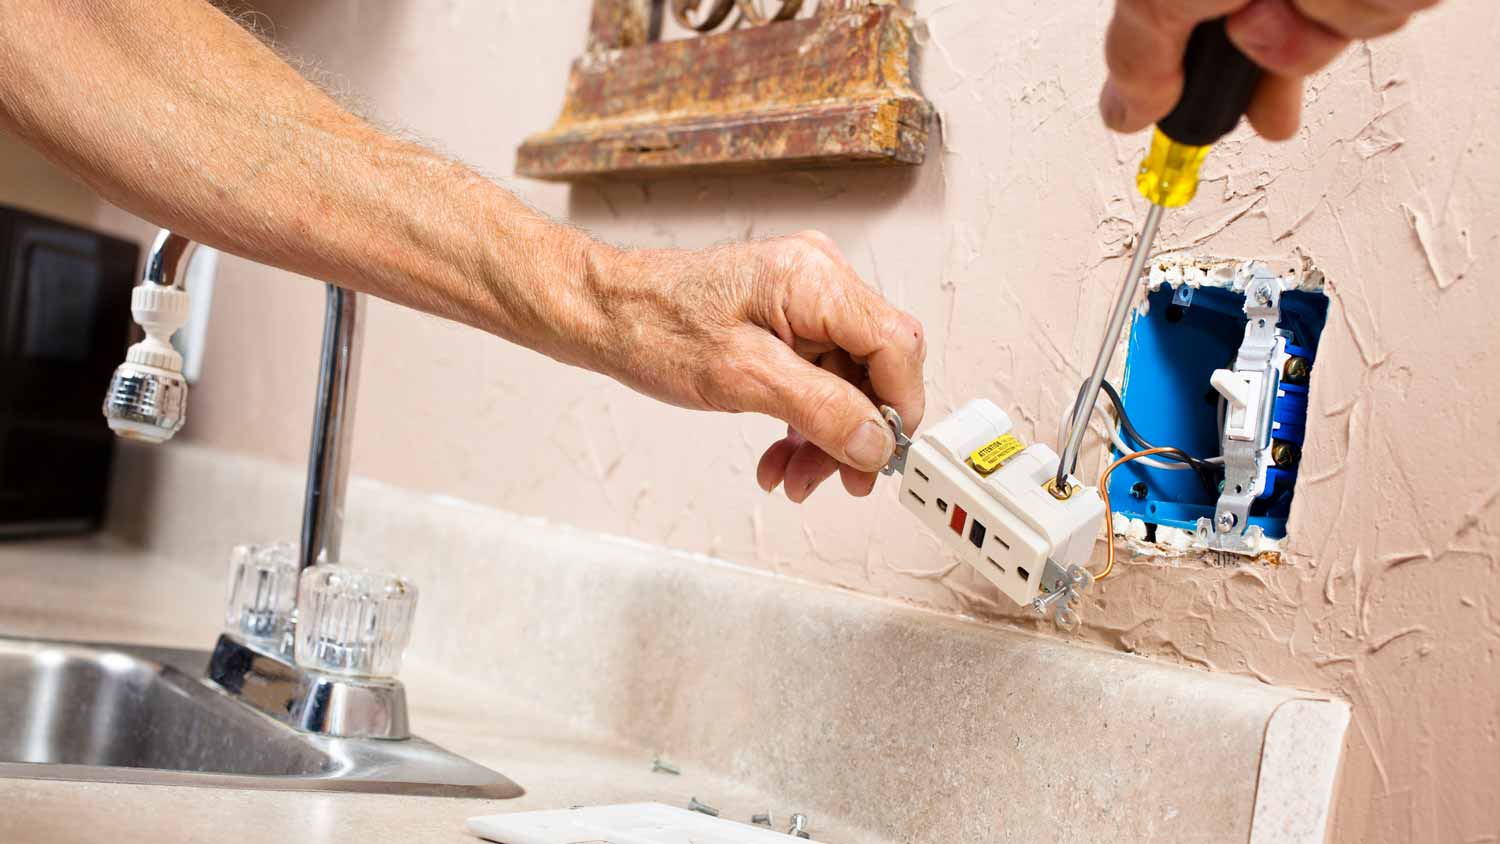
[1211, 369, 1262, 442]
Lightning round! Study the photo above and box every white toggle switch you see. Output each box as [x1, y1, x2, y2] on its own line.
[1212, 369, 1262, 442]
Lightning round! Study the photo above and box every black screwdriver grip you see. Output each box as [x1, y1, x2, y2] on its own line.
[1157, 18, 1263, 147]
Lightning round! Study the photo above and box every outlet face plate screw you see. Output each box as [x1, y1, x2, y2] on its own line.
[687, 797, 719, 817]
[788, 813, 810, 838]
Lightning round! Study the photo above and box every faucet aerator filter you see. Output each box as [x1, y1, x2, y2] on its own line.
[103, 361, 188, 443]
[101, 272, 193, 444]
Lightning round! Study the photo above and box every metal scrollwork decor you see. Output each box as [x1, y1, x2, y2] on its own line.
[734, 0, 806, 26]
[671, 0, 806, 32]
[671, 0, 734, 32]
[516, 0, 933, 181]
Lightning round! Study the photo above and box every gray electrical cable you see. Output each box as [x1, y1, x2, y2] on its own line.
[1061, 377, 1223, 491]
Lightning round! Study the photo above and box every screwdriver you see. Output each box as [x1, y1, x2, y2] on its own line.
[1053, 18, 1265, 496]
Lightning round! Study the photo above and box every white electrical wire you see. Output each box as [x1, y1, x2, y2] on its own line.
[1056, 394, 1226, 472]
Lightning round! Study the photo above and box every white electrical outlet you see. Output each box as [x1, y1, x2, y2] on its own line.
[897, 400, 1105, 610]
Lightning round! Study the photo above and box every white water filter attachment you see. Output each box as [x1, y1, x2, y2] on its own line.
[101, 282, 192, 442]
[887, 399, 1106, 627]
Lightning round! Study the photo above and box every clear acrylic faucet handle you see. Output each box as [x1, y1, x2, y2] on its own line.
[295, 565, 418, 679]
[225, 543, 298, 651]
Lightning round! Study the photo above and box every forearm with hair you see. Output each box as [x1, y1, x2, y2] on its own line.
[0, 0, 612, 367]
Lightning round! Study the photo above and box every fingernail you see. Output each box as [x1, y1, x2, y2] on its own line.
[844, 420, 893, 472]
[1099, 80, 1127, 129]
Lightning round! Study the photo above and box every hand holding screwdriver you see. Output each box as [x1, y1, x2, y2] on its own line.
[1058, 0, 1442, 495]
[1100, 0, 1444, 141]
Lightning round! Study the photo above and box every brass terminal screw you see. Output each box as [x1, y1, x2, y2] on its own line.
[1272, 440, 1301, 468]
[1284, 356, 1312, 384]
[1045, 478, 1074, 501]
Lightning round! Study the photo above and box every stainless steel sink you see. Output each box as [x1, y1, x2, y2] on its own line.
[0, 635, 522, 798]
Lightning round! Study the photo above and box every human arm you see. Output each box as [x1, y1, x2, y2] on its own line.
[0, 0, 925, 500]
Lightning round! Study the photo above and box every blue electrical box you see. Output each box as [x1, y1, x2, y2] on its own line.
[1109, 280, 1328, 540]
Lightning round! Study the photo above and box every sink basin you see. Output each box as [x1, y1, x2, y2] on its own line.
[0, 636, 522, 798]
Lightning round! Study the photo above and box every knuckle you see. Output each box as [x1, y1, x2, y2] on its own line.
[1139, 0, 1195, 29]
[899, 312, 927, 357]
[781, 238, 837, 279]
[794, 229, 837, 252]
[798, 381, 847, 433]
[1105, 41, 1180, 103]
[882, 311, 927, 361]
[1300, 0, 1408, 37]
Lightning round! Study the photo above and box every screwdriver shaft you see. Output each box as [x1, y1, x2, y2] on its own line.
[1056, 203, 1166, 490]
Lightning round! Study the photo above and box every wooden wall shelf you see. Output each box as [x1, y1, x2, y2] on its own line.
[517, 1, 933, 182]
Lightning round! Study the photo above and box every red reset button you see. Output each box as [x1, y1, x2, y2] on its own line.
[949, 503, 967, 536]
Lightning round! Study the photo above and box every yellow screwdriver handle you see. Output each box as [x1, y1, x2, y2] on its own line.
[1136, 18, 1263, 208]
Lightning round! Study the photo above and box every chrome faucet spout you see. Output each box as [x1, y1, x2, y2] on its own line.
[104, 228, 363, 572]
[143, 229, 198, 289]
[102, 229, 401, 739]
[300, 284, 363, 570]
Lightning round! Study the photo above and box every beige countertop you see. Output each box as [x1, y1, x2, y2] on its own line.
[0, 446, 1351, 843]
[0, 538, 797, 844]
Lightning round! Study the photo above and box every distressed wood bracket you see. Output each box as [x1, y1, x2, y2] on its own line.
[517, 0, 934, 181]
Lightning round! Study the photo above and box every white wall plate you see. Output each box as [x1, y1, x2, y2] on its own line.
[468, 803, 823, 844]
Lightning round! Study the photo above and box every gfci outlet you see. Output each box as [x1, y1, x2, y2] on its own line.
[897, 400, 1105, 609]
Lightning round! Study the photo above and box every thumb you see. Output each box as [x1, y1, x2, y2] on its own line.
[727, 331, 895, 473]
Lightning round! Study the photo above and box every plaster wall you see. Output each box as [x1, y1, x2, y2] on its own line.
[0, 131, 100, 225]
[58, 2, 1500, 842]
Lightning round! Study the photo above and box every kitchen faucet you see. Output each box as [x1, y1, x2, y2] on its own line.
[101, 228, 411, 739]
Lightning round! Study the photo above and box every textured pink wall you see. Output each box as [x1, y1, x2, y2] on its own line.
[0, 132, 101, 225]
[88, 2, 1500, 841]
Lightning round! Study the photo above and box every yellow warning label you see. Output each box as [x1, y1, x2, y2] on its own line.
[969, 434, 1025, 476]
